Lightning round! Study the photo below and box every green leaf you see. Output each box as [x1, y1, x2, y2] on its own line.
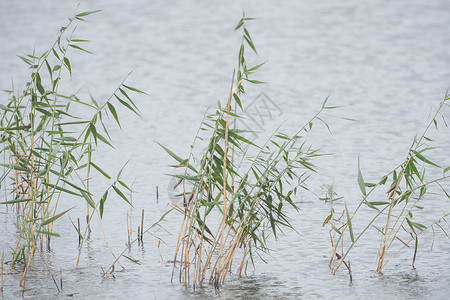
[412, 150, 440, 168]
[107, 102, 121, 128]
[357, 155, 366, 196]
[35, 230, 60, 237]
[322, 213, 333, 227]
[118, 180, 131, 191]
[100, 191, 108, 219]
[238, 44, 244, 66]
[81, 191, 95, 209]
[56, 120, 90, 126]
[75, 10, 102, 17]
[247, 62, 266, 72]
[234, 19, 244, 31]
[156, 142, 198, 173]
[41, 208, 72, 227]
[0, 198, 32, 205]
[63, 57, 71, 75]
[123, 255, 141, 265]
[42, 183, 82, 197]
[233, 94, 242, 110]
[90, 161, 111, 179]
[345, 203, 355, 243]
[52, 49, 60, 60]
[36, 73, 45, 95]
[69, 44, 92, 54]
[119, 88, 139, 110]
[89, 123, 98, 144]
[122, 84, 146, 94]
[368, 201, 390, 206]
[0, 104, 12, 111]
[116, 95, 139, 115]
[244, 78, 265, 84]
[168, 174, 199, 181]
[96, 131, 114, 148]
[113, 185, 133, 207]
[244, 36, 257, 54]
[0, 163, 29, 172]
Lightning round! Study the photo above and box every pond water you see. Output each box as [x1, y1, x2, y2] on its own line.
[1, 0, 450, 299]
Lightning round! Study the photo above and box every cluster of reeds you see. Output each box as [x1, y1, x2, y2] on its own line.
[161, 13, 335, 288]
[0, 9, 144, 289]
[324, 91, 450, 277]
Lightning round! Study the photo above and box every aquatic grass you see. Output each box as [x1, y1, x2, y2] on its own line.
[161, 13, 335, 288]
[0, 9, 144, 288]
[325, 91, 450, 276]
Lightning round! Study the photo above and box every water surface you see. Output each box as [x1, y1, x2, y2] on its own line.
[1, 0, 450, 299]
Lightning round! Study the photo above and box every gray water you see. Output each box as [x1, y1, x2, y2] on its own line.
[1, 0, 450, 299]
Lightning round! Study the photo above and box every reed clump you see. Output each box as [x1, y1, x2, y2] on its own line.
[324, 91, 450, 277]
[161, 13, 335, 288]
[0, 9, 144, 290]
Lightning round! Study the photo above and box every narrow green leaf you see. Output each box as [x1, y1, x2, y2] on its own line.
[0, 104, 11, 112]
[247, 62, 266, 72]
[41, 208, 72, 226]
[96, 132, 114, 148]
[118, 180, 131, 191]
[168, 174, 199, 181]
[233, 94, 242, 110]
[107, 102, 121, 128]
[234, 19, 244, 31]
[81, 190, 95, 209]
[52, 49, 60, 60]
[244, 35, 257, 54]
[123, 255, 141, 265]
[244, 78, 265, 84]
[63, 57, 71, 75]
[89, 123, 98, 144]
[69, 44, 92, 54]
[322, 213, 333, 227]
[0, 163, 28, 172]
[56, 120, 90, 126]
[99, 191, 108, 218]
[119, 88, 139, 110]
[36, 73, 45, 95]
[0, 198, 32, 205]
[412, 150, 440, 168]
[238, 44, 244, 66]
[116, 96, 139, 115]
[90, 161, 111, 179]
[368, 201, 390, 206]
[357, 155, 366, 196]
[122, 84, 146, 94]
[35, 230, 60, 237]
[345, 203, 355, 243]
[42, 183, 82, 197]
[156, 142, 197, 173]
[113, 185, 133, 207]
[75, 10, 102, 17]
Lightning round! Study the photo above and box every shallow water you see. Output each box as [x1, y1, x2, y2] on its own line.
[1, 0, 450, 299]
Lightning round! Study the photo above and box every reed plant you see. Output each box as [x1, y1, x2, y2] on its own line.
[161, 13, 335, 288]
[324, 91, 450, 276]
[0, 9, 144, 289]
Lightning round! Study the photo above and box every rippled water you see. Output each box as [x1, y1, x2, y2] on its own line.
[1, 0, 450, 299]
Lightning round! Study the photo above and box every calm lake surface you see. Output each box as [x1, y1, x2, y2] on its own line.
[1, 0, 450, 299]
